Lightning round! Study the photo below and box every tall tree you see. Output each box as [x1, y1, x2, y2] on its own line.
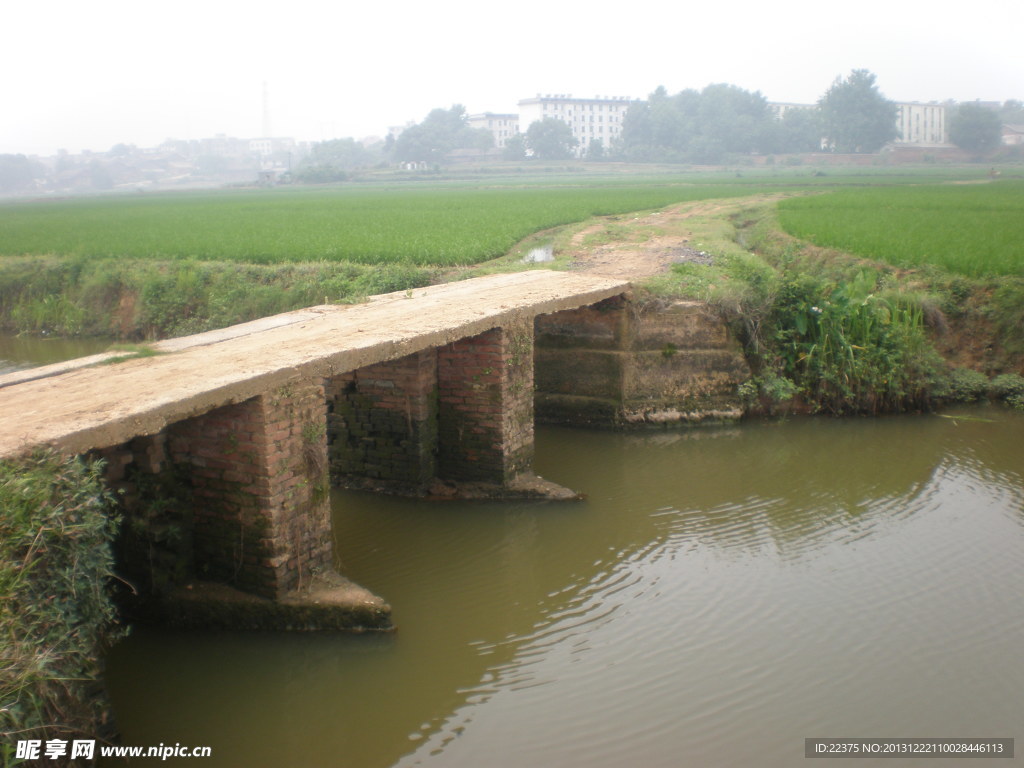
[502, 133, 527, 160]
[393, 105, 491, 163]
[949, 103, 1003, 153]
[584, 138, 605, 161]
[619, 84, 775, 162]
[776, 107, 824, 153]
[524, 118, 578, 160]
[697, 83, 774, 154]
[818, 69, 897, 153]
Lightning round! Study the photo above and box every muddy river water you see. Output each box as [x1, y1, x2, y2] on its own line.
[100, 409, 1023, 766]
[0, 334, 113, 375]
[4, 336, 1020, 766]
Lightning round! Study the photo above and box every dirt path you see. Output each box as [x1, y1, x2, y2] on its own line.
[561, 199, 740, 280]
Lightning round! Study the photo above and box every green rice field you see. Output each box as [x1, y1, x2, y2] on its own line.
[0, 167, 1002, 268]
[0, 183, 756, 266]
[777, 180, 1024, 277]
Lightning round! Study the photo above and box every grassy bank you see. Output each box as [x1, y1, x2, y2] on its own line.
[1, 169, 1020, 386]
[646, 195, 1024, 414]
[0, 170, 1004, 340]
[0, 257, 433, 338]
[0, 453, 122, 760]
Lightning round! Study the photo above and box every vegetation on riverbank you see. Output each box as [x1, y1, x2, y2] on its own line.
[0, 256, 433, 338]
[0, 167, 1020, 404]
[648, 193, 1024, 414]
[0, 452, 122, 759]
[0, 168, 1012, 340]
[0, 178, 757, 337]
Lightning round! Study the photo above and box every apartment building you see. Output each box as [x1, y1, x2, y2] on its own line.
[517, 94, 639, 156]
[893, 102, 949, 147]
[467, 112, 519, 148]
[768, 101, 952, 148]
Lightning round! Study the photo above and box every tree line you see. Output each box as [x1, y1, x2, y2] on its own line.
[289, 70, 1019, 178]
[2, 72, 1020, 194]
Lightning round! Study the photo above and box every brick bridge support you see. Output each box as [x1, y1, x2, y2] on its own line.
[103, 380, 333, 601]
[168, 381, 333, 599]
[105, 320, 543, 602]
[327, 319, 536, 492]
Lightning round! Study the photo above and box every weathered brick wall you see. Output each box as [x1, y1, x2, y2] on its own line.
[535, 298, 750, 426]
[437, 320, 534, 484]
[98, 380, 332, 600]
[166, 381, 332, 598]
[326, 350, 438, 488]
[94, 433, 193, 596]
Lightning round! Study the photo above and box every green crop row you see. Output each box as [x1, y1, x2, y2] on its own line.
[0, 165, 1000, 268]
[776, 181, 1024, 277]
[0, 184, 759, 266]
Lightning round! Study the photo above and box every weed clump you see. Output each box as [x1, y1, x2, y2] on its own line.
[0, 452, 122, 750]
[931, 367, 990, 403]
[989, 373, 1024, 410]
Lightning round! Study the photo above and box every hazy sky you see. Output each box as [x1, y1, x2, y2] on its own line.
[4, 0, 1021, 155]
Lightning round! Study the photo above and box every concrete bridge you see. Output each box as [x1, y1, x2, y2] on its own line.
[0, 271, 631, 622]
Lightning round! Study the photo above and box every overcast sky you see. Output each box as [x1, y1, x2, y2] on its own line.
[4, 0, 1022, 156]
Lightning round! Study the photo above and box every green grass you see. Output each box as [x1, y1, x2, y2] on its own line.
[0, 167, 1000, 267]
[0, 184, 758, 266]
[1, 452, 121, 747]
[776, 181, 1024, 277]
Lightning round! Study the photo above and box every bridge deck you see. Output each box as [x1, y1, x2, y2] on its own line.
[0, 271, 629, 459]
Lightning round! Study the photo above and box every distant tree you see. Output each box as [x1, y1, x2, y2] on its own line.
[620, 83, 775, 162]
[697, 83, 774, 154]
[775, 107, 824, 153]
[818, 69, 897, 153]
[314, 138, 371, 167]
[393, 105, 488, 163]
[295, 139, 364, 182]
[584, 138, 605, 161]
[949, 103, 1003, 154]
[0, 154, 36, 194]
[524, 118, 578, 160]
[1000, 100, 1024, 123]
[465, 127, 495, 152]
[502, 133, 527, 160]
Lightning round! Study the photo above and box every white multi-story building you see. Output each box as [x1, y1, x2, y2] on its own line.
[768, 102, 815, 120]
[893, 102, 950, 147]
[467, 112, 519, 148]
[517, 94, 639, 156]
[768, 101, 952, 148]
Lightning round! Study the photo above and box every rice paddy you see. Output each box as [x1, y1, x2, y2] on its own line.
[0, 166, 1005, 269]
[0, 183, 757, 266]
[776, 180, 1024, 277]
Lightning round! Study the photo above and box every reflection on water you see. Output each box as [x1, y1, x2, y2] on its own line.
[0, 334, 114, 375]
[104, 410, 1024, 767]
[522, 244, 554, 263]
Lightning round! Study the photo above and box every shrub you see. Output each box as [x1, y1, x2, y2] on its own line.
[989, 373, 1024, 409]
[0, 452, 122, 748]
[764, 270, 938, 414]
[932, 367, 989, 402]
